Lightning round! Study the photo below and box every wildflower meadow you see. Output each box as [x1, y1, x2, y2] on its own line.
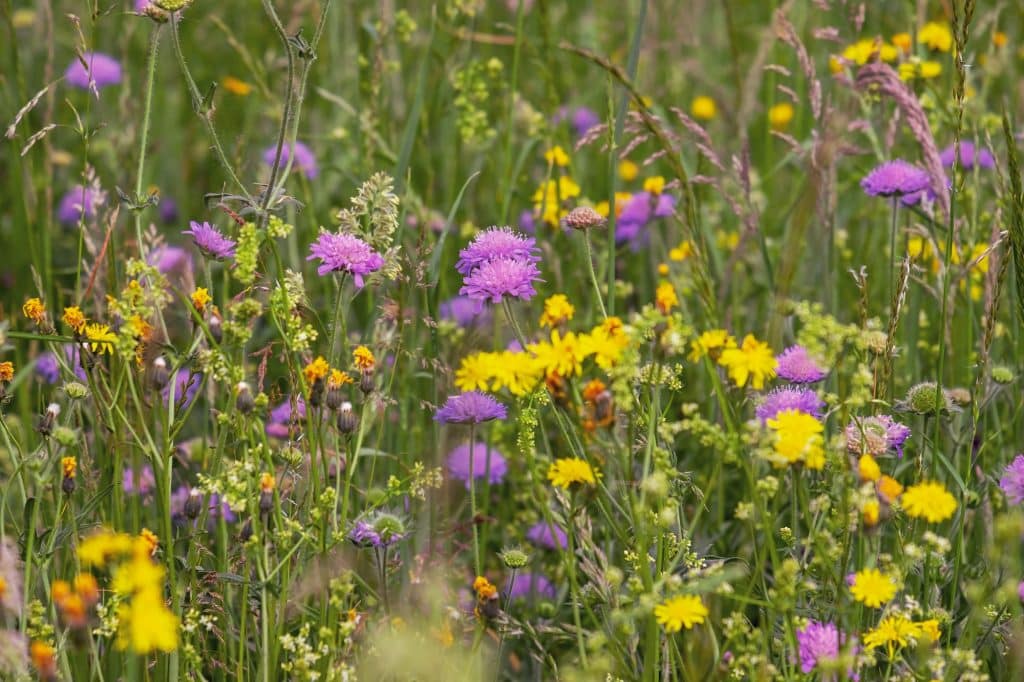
[3, 0, 1024, 679]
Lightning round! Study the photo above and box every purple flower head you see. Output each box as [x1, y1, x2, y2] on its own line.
[940, 141, 994, 171]
[349, 513, 406, 548]
[149, 245, 193, 278]
[263, 141, 318, 179]
[526, 521, 567, 550]
[159, 197, 179, 225]
[183, 221, 236, 260]
[65, 52, 122, 91]
[456, 227, 539, 275]
[776, 345, 828, 384]
[518, 209, 536, 235]
[306, 231, 385, 287]
[845, 414, 911, 457]
[796, 620, 840, 674]
[616, 192, 676, 249]
[57, 185, 102, 225]
[459, 257, 541, 304]
[446, 441, 507, 488]
[35, 353, 60, 384]
[506, 572, 557, 601]
[860, 160, 931, 198]
[1000, 455, 1024, 505]
[266, 396, 306, 439]
[171, 487, 237, 530]
[163, 370, 201, 410]
[434, 392, 507, 424]
[1018, 580, 1024, 603]
[755, 387, 825, 423]
[554, 106, 600, 138]
[123, 465, 156, 496]
[439, 295, 492, 329]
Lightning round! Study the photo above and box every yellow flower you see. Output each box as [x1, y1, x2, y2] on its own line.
[841, 38, 898, 65]
[718, 334, 776, 389]
[993, 31, 1008, 48]
[260, 472, 276, 493]
[594, 191, 632, 219]
[877, 475, 904, 503]
[191, 287, 212, 312]
[669, 240, 693, 262]
[23, 297, 46, 324]
[618, 160, 639, 182]
[850, 568, 898, 608]
[547, 457, 599, 489]
[901, 481, 957, 523]
[717, 230, 740, 251]
[691, 96, 717, 121]
[580, 317, 629, 369]
[78, 529, 136, 568]
[303, 356, 330, 385]
[539, 294, 575, 328]
[643, 176, 666, 195]
[63, 306, 87, 334]
[0, 362, 12, 383]
[919, 21, 953, 52]
[766, 409, 824, 469]
[221, 76, 253, 96]
[84, 323, 117, 355]
[859, 454, 881, 482]
[473, 576, 497, 600]
[863, 615, 938, 658]
[657, 263, 669, 276]
[490, 350, 543, 396]
[61, 456, 77, 479]
[529, 330, 585, 378]
[532, 177, 582, 226]
[328, 369, 353, 388]
[892, 32, 912, 52]
[138, 529, 159, 557]
[899, 59, 943, 80]
[353, 345, 375, 371]
[543, 145, 570, 167]
[688, 329, 736, 362]
[768, 102, 794, 130]
[116, 586, 179, 653]
[455, 352, 497, 392]
[654, 595, 708, 633]
[655, 282, 678, 314]
[862, 499, 880, 527]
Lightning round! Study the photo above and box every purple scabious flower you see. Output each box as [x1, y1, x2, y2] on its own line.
[349, 514, 405, 548]
[57, 185, 102, 225]
[616, 192, 676, 249]
[446, 441, 507, 488]
[860, 160, 930, 198]
[526, 521, 567, 550]
[459, 257, 541, 304]
[1000, 455, 1024, 505]
[150, 245, 193, 278]
[266, 396, 306, 439]
[159, 197, 179, 224]
[776, 345, 828, 384]
[65, 52, 122, 90]
[123, 465, 156, 496]
[263, 141, 318, 179]
[755, 387, 825, 423]
[506, 572, 557, 601]
[306, 231, 385, 287]
[439, 295, 492, 328]
[434, 392, 507, 424]
[1018, 580, 1024, 603]
[796, 620, 840, 674]
[35, 353, 60, 384]
[940, 141, 994, 170]
[163, 370, 201, 410]
[183, 221, 236, 260]
[455, 227, 539, 275]
[845, 414, 911, 457]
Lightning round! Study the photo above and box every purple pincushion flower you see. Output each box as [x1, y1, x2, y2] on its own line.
[446, 441, 507, 488]
[263, 141, 318, 179]
[940, 141, 994, 170]
[349, 514, 405, 548]
[506, 572, 557, 601]
[796, 620, 840, 674]
[776, 345, 828, 384]
[1000, 455, 1024, 505]
[616, 192, 676, 249]
[860, 160, 931, 198]
[57, 185, 103, 225]
[434, 392, 507, 424]
[183, 221, 236, 260]
[845, 414, 911, 457]
[65, 52, 122, 90]
[455, 227, 539, 275]
[35, 353, 60, 384]
[159, 197, 179, 224]
[266, 396, 306, 439]
[755, 387, 825, 423]
[439, 295, 492, 328]
[150, 245, 193, 278]
[526, 521, 567, 550]
[306, 231, 385, 287]
[459, 257, 541, 304]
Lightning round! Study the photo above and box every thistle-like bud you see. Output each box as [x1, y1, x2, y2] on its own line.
[337, 401, 358, 435]
[902, 381, 954, 415]
[184, 489, 203, 520]
[258, 472, 275, 516]
[235, 381, 255, 414]
[151, 356, 170, 390]
[562, 206, 606, 231]
[992, 366, 1014, 385]
[36, 403, 61, 437]
[499, 546, 529, 569]
[359, 369, 374, 395]
[208, 311, 223, 344]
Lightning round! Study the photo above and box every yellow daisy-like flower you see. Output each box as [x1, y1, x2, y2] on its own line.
[862, 499, 880, 527]
[539, 294, 575, 328]
[353, 345, 375, 371]
[618, 160, 639, 182]
[78, 529, 136, 568]
[328, 369, 353, 389]
[863, 615, 939, 658]
[594, 191, 632, 219]
[580, 317, 629, 369]
[489, 350, 543, 396]
[643, 176, 666, 195]
[766, 409, 825, 469]
[455, 351, 497, 392]
[532, 177, 582, 227]
[877, 475, 904, 503]
[654, 595, 708, 633]
[768, 102, 795, 130]
[547, 457, 599, 489]
[918, 21, 953, 52]
[191, 287, 212, 312]
[61, 456, 77, 479]
[840, 38, 898, 66]
[0, 361, 13, 383]
[690, 96, 717, 121]
[543, 145, 570, 167]
[669, 240, 693, 262]
[850, 568, 898, 608]
[529, 330, 585, 378]
[891, 32, 912, 52]
[858, 454, 882, 482]
[63, 306, 87, 334]
[303, 356, 330, 385]
[116, 585, 180, 654]
[718, 334, 776, 389]
[23, 297, 46, 324]
[688, 329, 737, 362]
[655, 282, 678, 314]
[900, 481, 957, 523]
[84, 323, 117, 355]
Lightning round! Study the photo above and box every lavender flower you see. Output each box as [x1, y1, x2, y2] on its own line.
[455, 227, 539, 275]
[555, 106, 600, 138]
[796, 620, 840, 674]
[526, 521, 567, 550]
[447, 442, 507, 488]
[159, 197, 179, 224]
[939, 141, 994, 170]
[263, 141, 318, 179]
[37, 346, 88, 384]
[183, 221, 236, 260]
[434, 392, 507, 424]
[57, 185, 102, 225]
[459, 257, 541, 304]
[306, 231, 385, 287]
[845, 415, 911, 457]
[349, 513, 406, 548]
[860, 160, 930, 198]
[163, 370, 201, 410]
[65, 52, 122, 90]
[1000, 455, 1024, 505]
[1018, 581, 1024, 603]
[776, 345, 828, 384]
[506, 572, 557, 601]
[616, 192, 676, 249]
[150, 245, 194, 278]
[755, 387, 825, 423]
[123, 465, 156, 496]
[439, 295, 492, 328]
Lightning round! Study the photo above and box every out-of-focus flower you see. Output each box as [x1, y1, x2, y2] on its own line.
[939, 141, 995, 170]
[615, 191, 676, 248]
[222, 76, 253, 96]
[307, 231, 385, 287]
[528, 330, 585, 378]
[446, 442, 507, 488]
[655, 282, 678, 314]
[263, 141, 318, 179]
[554, 106, 600, 138]
[543, 146, 570, 167]
[919, 21, 953, 52]
[768, 103, 795, 130]
[1000, 455, 1024, 504]
[23, 298, 46, 325]
[57, 185, 103, 225]
[849, 568, 897, 608]
[539, 294, 574, 328]
[547, 457, 599, 489]
[526, 521, 567, 549]
[439, 295, 492, 328]
[65, 52, 122, 90]
[123, 465, 156, 496]
[618, 160, 638, 181]
[654, 595, 708, 632]
[183, 221, 236, 260]
[775, 345, 827, 384]
[505, 572, 556, 601]
[718, 334, 776, 390]
[435, 392, 507, 424]
[900, 481, 956, 523]
[796, 620, 840, 674]
[755, 387, 824, 423]
[690, 96, 717, 121]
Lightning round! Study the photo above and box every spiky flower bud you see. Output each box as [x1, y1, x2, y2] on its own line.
[64, 381, 89, 400]
[150, 356, 169, 390]
[337, 401, 358, 435]
[235, 381, 255, 414]
[184, 489, 203, 520]
[499, 546, 529, 569]
[562, 206, 606, 231]
[903, 381, 953, 415]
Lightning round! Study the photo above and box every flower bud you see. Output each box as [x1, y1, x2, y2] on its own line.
[36, 403, 61, 437]
[150, 356, 170, 390]
[359, 369, 374, 395]
[235, 381, 255, 414]
[337, 401, 358, 435]
[184, 489, 203, 520]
